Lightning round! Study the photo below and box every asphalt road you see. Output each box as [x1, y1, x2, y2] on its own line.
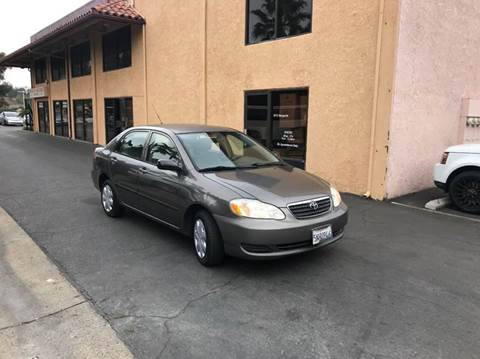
[1, 127, 479, 359]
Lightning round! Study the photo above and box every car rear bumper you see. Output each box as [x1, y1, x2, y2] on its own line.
[214, 203, 348, 259]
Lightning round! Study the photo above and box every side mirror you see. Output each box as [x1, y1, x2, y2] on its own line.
[157, 159, 183, 173]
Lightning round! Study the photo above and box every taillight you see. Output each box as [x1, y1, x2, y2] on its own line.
[441, 152, 449, 164]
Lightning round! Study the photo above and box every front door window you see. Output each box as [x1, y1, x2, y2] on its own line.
[245, 89, 308, 169]
[37, 100, 49, 134]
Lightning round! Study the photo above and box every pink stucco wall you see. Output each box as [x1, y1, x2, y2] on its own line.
[386, 0, 480, 198]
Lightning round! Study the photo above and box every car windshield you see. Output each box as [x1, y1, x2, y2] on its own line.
[178, 131, 282, 172]
[5, 112, 18, 117]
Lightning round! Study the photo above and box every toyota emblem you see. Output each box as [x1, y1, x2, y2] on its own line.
[309, 201, 319, 210]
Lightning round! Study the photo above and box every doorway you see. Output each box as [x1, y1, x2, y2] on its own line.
[245, 89, 309, 169]
[37, 100, 49, 134]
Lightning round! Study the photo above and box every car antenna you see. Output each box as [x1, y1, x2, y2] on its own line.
[152, 104, 163, 125]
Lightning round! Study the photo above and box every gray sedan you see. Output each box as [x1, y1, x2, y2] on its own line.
[92, 125, 348, 266]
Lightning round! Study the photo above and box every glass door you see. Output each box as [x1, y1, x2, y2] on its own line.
[245, 89, 309, 169]
[54, 100, 69, 137]
[37, 100, 49, 134]
[105, 97, 133, 143]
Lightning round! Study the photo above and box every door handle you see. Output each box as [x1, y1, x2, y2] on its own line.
[139, 167, 147, 174]
[111, 156, 118, 164]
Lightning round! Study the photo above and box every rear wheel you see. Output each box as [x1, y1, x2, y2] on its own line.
[192, 210, 224, 266]
[101, 180, 124, 217]
[449, 171, 480, 214]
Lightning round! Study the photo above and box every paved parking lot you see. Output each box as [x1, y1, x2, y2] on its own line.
[1, 127, 479, 359]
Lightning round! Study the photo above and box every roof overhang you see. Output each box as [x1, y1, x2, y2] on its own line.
[0, 0, 145, 68]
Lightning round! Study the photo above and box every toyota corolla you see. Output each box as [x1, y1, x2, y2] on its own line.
[92, 125, 348, 266]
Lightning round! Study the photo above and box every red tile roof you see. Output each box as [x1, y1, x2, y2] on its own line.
[92, 0, 144, 22]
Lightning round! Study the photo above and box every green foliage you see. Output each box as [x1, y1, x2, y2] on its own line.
[0, 52, 6, 81]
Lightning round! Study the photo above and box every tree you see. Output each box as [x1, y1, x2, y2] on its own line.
[0, 52, 6, 81]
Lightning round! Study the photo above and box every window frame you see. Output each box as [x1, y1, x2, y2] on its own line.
[113, 129, 150, 161]
[102, 26, 132, 72]
[73, 99, 94, 142]
[245, 0, 313, 45]
[34, 58, 47, 84]
[53, 100, 69, 137]
[105, 97, 134, 143]
[70, 41, 91, 78]
[51, 52, 66, 82]
[244, 87, 309, 169]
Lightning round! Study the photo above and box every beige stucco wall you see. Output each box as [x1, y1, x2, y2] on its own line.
[386, 0, 480, 198]
[135, 0, 395, 196]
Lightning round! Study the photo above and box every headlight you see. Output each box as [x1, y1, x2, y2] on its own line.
[330, 187, 342, 207]
[229, 199, 285, 220]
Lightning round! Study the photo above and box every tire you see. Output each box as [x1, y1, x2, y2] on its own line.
[449, 170, 480, 214]
[192, 210, 224, 266]
[100, 180, 124, 217]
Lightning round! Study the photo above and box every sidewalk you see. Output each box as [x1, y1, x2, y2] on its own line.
[0, 207, 133, 358]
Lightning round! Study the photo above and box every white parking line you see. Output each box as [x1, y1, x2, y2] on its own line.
[391, 201, 480, 224]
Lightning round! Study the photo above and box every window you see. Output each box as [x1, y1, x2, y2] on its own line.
[34, 58, 47, 84]
[116, 131, 149, 160]
[54, 100, 69, 137]
[51, 52, 66, 81]
[37, 101, 49, 134]
[146, 133, 181, 165]
[245, 89, 308, 169]
[74, 99, 93, 142]
[103, 26, 132, 72]
[105, 97, 133, 143]
[246, 0, 312, 44]
[71, 42, 91, 77]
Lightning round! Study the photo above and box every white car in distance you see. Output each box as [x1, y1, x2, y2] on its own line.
[434, 144, 480, 214]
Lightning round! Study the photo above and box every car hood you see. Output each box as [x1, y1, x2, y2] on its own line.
[203, 165, 331, 207]
[447, 143, 480, 154]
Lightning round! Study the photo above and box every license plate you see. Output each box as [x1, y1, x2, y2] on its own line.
[312, 226, 333, 245]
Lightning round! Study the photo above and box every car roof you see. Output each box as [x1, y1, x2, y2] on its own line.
[132, 124, 238, 134]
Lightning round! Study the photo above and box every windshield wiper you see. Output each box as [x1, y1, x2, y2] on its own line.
[244, 162, 283, 168]
[199, 165, 237, 173]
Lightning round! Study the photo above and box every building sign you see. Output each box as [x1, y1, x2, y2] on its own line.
[30, 86, 49, 98]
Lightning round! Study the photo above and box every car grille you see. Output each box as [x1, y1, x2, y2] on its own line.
[287, 197, 332, 219]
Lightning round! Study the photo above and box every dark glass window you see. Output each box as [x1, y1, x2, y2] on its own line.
[71, 42, 91, 78]
[103, 26, 132, 72]
[247, 0, 312, 44]
[51, 52, 66, 81]
[146, 133, 181, 166]
[116, 131, 149, 160]
[245, 89, 308, 169]
[34, 58, 47, 84]
[74, 99, 93, 142]
[105, 97, 133, 143]
[37, 101, 49, 134]
[54, 100, 69, 137]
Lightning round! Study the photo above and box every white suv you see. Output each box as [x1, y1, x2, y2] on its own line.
[434, 144, 480, 214]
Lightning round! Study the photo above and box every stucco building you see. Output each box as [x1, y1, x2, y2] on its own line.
[2, 0, 479, 199]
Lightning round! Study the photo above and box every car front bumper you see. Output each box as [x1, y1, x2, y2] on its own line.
[214, 203, 348, 259]
[5, 120, 23, 126]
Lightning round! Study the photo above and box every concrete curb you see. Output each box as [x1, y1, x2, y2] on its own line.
[0, 207, 133, 359]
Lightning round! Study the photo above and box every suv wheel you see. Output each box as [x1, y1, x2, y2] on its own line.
[101, 180, 124, 217]
[193, 210, 224, 266]
[449, 171, 480, 214]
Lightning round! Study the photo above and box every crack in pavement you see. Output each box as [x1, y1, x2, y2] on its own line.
[0, 300, 87, 332]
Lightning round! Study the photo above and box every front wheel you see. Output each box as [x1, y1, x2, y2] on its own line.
[193, 210, 224, 266]
[449, 171, 480, 214]
[101, 180, 124, 217]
